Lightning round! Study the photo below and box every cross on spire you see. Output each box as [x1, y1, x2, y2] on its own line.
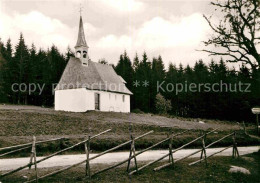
[79, 4, 83, 16]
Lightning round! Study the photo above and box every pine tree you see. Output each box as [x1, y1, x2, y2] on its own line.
[13, 33, 30, 104]
[0, 39, 7, 102]
[41, 45, 66, 106]
[27, 44, 38, 104]
[115, 51, 134, 108]
[192, 60, 209, 117]
[184, 64, 193, 82]
[134, 52, 151, 112]
[217, 58, 228, 81]
[35, 49, 47, 105]
[133, 53, 139, 71]
[1, 39, 14, 103]
[150, 55, 165, 112]
[165, 63, 178, 114]
[115, 51, 134, 91]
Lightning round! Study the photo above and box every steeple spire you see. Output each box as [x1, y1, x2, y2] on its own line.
[75, 13, 89, 66]
[75, 15, 88, 48]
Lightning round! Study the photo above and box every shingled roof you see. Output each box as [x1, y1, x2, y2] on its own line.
[55, 57, 132, 95]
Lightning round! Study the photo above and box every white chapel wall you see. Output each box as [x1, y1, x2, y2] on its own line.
[55, 88, 90, 112]
[55, 88, 130, 113]
[92, 90, 130, 113]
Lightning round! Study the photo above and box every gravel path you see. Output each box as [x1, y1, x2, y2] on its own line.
[0, 146, 259, 171]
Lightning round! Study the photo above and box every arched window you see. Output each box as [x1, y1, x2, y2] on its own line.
[76, 51, 81, 58]
[83, 51, 87, 58]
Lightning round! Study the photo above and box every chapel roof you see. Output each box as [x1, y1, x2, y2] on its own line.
[55, 57, 133, 95]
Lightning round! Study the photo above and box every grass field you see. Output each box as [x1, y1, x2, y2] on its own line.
[1, 151, 259, 183]
[0, 104, 259, 156]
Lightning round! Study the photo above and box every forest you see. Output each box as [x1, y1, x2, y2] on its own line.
[0, 33, 259, 123]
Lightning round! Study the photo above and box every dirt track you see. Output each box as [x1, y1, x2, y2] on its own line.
[0, 146, 259, 171]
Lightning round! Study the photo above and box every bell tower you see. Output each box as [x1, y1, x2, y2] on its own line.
[75, 14, 89, 66]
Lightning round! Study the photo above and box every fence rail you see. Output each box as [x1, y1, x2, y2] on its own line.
[0, 146, 31, 158]
[0, 137, 64, 152]
[189, 145, 233, 166]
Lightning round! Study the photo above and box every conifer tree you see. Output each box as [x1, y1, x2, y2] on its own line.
[13, 33, 30, 104]
[0, 39, 7, 102]
[115, 51, 134, 108]
[133, 53, 139, 71]
[150, 55, 166, 111]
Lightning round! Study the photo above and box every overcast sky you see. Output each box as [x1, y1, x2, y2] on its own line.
[0, 0, 221, 67]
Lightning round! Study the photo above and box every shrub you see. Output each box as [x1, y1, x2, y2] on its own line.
[155, 93, 172, 114]
[132, 108, 144, 114]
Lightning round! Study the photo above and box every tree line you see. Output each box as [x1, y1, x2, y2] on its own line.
[0, 34, 259, 122]
[115, 51, 260, 123]
[0, 34, 73, 106]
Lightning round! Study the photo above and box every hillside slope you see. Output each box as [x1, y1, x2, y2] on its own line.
[0, 104, 258, 154]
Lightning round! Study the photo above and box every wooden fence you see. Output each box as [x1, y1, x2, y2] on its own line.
[92, 129, 191, 177]
[0, 129, 111, 182]
[128, 128, 217, 175]
[25, 129, 153, 182]
[0, 127, 240, 182]
[152, 130, 239, 172]
[188, 131, 239, 166]
[0, 137, 64, 182]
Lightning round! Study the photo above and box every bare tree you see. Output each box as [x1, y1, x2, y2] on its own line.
[202, 0, 260, 72]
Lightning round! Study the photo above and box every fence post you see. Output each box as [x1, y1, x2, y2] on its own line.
[29, 136, 38, 183]
[168, 133, 174, 167]
[59, 137, 64, 150]
[257, 114, 259, 135]
[232, 131, 239, 158]
[242, 121, 247, 135]
[127, 124, 132, 172]
[200, 132, 207, 166]
[85, 135, 91, 179]
[127, 124, 138, 172]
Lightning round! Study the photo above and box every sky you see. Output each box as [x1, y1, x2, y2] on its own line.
[0, 0, 221, 67]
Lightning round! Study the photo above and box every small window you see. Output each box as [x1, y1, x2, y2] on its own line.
[76, 51, 81, 58]
[83, 54, 87, 58]
[122, 95, 125, 102]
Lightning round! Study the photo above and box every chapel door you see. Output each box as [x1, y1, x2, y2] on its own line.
[95, 93, 100, 110]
